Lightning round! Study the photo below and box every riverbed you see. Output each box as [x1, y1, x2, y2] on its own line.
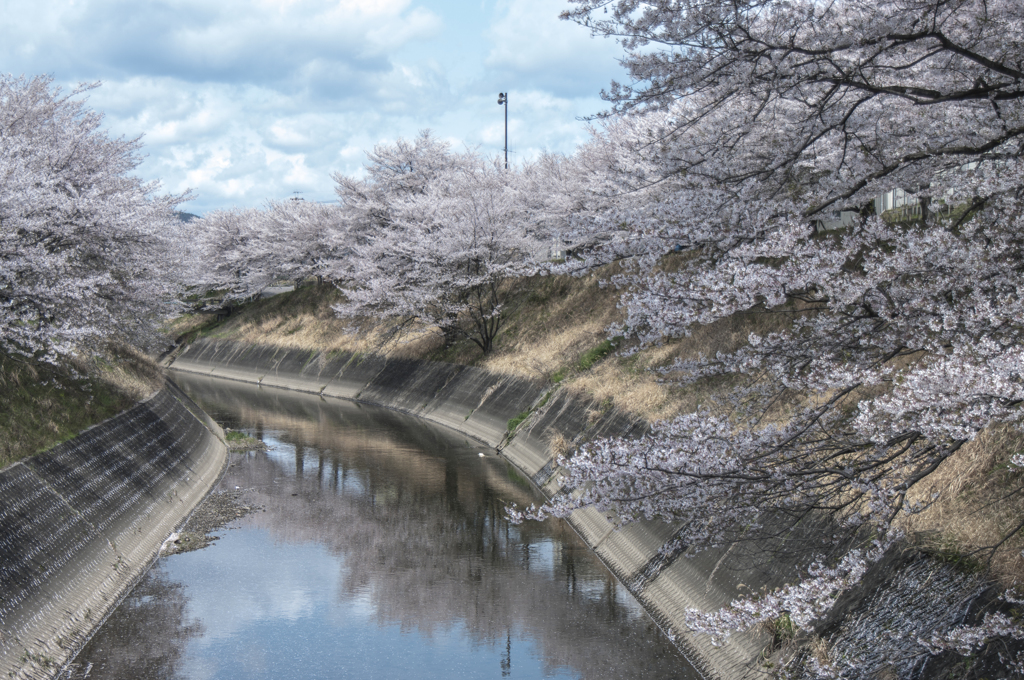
[66, 374, 696, 679]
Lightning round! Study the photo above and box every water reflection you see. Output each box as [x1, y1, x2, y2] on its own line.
[66, 567, 203, 679]
[71, 374, 695, 679]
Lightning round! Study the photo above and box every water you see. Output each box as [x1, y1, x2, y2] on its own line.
[69, 374, 697, 679]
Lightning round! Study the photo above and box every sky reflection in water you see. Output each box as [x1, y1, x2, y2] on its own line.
[72, 374, 695, 679]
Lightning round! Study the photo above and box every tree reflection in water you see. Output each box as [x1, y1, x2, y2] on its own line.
[67, 567, 203, 680]
[71, 374, 694, 679]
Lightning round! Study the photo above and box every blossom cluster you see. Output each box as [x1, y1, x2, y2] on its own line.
[683, 544, 887, 646]
[514, 0, 1024, 675]
[0, 76, 194, 359]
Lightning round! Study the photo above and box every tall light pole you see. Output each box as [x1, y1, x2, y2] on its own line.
[497, 92, 508, 169]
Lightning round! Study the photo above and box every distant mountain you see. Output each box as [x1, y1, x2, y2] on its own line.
[176, 211, 200, 222]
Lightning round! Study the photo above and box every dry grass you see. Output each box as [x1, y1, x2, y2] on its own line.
[475, 269, 796, 422]
[226, 312, 441, 357]
[162, 311, 214, 341]
[479, 271, 624, 380]
[898, 424, 1024, 585]
[567, 362, 678, 422]
[548, 432, 571, 459]
[167, 285, 444, 358]
[91, 344, 165, 401]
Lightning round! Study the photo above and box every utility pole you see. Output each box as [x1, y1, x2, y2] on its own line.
[497, 92, 508, 169]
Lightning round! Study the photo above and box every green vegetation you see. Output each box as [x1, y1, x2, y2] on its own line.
[0, 347, 163, 468]
[507, 410, 532, 434]
[937, 548, 986, 575]
[577, 337, 623, 371]
[920, 535, 986, 574]
[765, 612, 797, 645]
[223, 429, 266, 450]
[506, 392, 555, 439]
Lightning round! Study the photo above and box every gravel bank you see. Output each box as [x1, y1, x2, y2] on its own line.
[160, 451, 264, 555]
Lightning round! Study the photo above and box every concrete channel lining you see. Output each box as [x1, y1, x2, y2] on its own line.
[0, 384, 227, 680]
[170, 337, 774, 680]
[0, 335, 981, 680]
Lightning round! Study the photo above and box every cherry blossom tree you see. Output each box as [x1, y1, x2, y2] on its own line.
[332, 136, 546, 353]
[332, 130, 466, 236]
[194, 207, 279, 304]
[261, 199, 345, 286]
[510, 0, 1024, 669]
[0, 75, 193, 360]
[196, 199, 346, 304]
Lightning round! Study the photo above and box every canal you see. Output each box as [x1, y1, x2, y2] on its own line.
[68, 373, 696, 679]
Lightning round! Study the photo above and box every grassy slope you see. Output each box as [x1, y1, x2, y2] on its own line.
[166, 267, 1024, 584]
[0, 346, 165, 469]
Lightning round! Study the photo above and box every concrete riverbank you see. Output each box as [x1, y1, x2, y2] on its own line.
[169, 337, 777, 679]
[0, 383, 228, 680]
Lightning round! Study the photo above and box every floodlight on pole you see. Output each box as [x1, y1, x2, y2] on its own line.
[497, 92, 508, 169]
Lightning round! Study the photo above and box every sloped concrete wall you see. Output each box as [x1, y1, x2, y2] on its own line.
[0, 383, 227, 680]
[172, 338, 779, 679]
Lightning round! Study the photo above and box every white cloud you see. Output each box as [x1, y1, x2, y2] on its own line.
[0, 0, 625, 214]
[268, 122, 310, 147]
[164, 529, 342, 643]
[484, 0, 623, 96]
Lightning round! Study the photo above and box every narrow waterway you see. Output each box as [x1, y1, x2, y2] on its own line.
[68, 374, 697, 679]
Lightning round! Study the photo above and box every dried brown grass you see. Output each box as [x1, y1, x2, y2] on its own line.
[897, 424, 1024, 585]
[567, 362, 678, 422]
[181, 285, 444, 358]
[477, 270, 796, 422]
[91, 343, 165, 401]
[478, 272, 623, 379]
[226, 312, 441, 357]
[548, 432, 571, 459]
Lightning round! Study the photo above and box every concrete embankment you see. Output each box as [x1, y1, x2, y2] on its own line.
[0, 383, 227, 680]
[170, 337, 779, 679]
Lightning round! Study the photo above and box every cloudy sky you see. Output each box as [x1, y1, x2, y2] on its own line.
[0, 0, 626, 215]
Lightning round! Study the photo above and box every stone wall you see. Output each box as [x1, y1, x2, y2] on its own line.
[0, 383, 227, 680]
